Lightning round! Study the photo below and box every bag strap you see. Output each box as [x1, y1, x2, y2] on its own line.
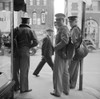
[72, 26, 83, 49]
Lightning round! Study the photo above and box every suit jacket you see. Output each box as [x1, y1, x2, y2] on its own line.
[42, 35, 54, 57]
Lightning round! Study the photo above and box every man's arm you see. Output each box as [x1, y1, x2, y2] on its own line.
[30, 30, 38, 48]
[55, 26, 69, 50]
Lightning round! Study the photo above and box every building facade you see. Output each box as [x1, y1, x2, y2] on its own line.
[25, 0, 54, 41]
[65, 0, 100, 48]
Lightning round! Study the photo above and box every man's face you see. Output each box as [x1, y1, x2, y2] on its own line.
[56, 18, 64, 26]
[48, 31, 52, 36]
[69, 20, 77, 27]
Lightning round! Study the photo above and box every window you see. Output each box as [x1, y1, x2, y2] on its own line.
[92, 1, 98, 11]
[32, 11, 37, 25]
[0, 3, 3, 11]
[37, 0, 40, 6]
[30, 0, 33, 6]
[86, 4, 93, 11]
[0, 6, 12, 91]
[43, 0, 47, 6]
[37, 18, 41, 25]
[71, 3, 78, 11]
[41, 10, 46, 24]
[4, 2, 10, 11]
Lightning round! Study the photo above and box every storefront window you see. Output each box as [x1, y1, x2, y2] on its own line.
[0, 0, 12, 92]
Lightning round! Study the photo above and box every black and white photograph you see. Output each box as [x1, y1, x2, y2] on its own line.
[0, 0, 100, 99]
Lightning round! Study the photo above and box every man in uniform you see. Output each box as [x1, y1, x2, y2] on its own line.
[33, 29, 54, 77]
[13, 16, 38, 93]
[68, 16, 82, 89]
[50, 13, 70, 97]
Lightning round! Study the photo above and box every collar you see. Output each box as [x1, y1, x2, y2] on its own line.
[19, 24, 31, 28]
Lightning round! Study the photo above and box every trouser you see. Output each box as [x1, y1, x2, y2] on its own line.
[33, 56, 53, 75]
[13, 56, 20, 90]
[13, 46, 30, 92]
[69, 59, 80, 88]
[53, 53, 70, 96]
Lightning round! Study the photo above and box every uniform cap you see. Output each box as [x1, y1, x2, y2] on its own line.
[55, 13, 65, 20]
[68, 16, 77, 21]
[21, 16, 30, 19]
[46, 29, 53, 32]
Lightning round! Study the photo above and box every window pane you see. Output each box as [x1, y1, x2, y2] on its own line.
[30, 0, 33, 6]
[37, 0, 40, 6]
[33, 12, 37, 24]
[4, 2, 10, 11]
[0, 8, 12, 89]
[43, 0, 47, 6]
[0, 3, 3, 11]
[71, 3, 78, 11]
[41, 10, 46, 24]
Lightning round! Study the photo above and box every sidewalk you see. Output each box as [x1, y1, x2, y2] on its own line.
[14, 71, 99, 99]
[0, 49, 99, 99]
[14, 49, 100, 99]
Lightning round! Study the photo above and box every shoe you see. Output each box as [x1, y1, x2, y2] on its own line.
[70, 86, 75, 89]
[20, 89, 32, 93]
[33, 73, 40, 77]
[63, 92, 69, 95]
[50, 92, 60, 97]
[14, 87, 20, 92]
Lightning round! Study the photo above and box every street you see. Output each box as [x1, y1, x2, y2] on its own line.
[0, 49, 100, 99]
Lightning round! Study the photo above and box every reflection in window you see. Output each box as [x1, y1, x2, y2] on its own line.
[32, 11, 37, 25]
[41, 10, 46, 24]
[0, 11, 11, 81]
[37, 0, 40, 6]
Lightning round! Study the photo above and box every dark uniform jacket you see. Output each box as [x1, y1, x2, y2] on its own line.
[70, 25, 82, 49]
[70, 25, 82, 60]
[42, 35, 54, 57]
[13, 24, 38, 49]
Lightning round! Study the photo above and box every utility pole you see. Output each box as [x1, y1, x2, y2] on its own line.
[79, 1, 86, 91]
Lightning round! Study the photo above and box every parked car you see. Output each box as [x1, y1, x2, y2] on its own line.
[83, 38, 96, 52]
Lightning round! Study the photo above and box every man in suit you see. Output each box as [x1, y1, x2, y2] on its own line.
[13, 16, 38, 93]
[33, 29, 54, 77]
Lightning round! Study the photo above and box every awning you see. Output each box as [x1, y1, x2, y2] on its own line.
[14, 0, 26, 11]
